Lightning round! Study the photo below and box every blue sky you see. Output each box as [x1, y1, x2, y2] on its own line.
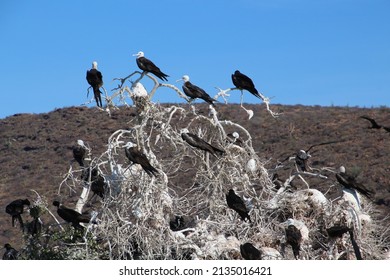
[1, 0, 389, 118]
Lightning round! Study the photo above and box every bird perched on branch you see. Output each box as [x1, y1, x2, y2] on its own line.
[72, 139, 87, 167]
[53, 201, 94, 230]
[336, 166, 374, 199]
[177, 75, 216, 107]
[226, 189, 252, 224]
[86, 61, 104, 108]
[2, 244, 18, 260]
[285, 223, 302, 259]
[5, 199, 30, 230]
[181, 128, 225, 158]
[240, 242, 262, 260]
[326, 225, 351, 239]
[133, 51, 169, 81]
[231, 70, 261, 99]
[124, 142, 159, 177]
[360, 116, 390, 132]
[293, 140, 342, 172]
[82, 167, 108, 199]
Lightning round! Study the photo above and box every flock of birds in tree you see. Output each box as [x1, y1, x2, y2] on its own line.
[2, 51, 386, 260]
[86, 51, 262, 108]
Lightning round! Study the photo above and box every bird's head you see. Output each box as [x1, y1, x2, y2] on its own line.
[77, 139, 86, 147]
[339, 166, 346, 173]
[176, 75, 190, 83]
[52, 201, 60, 207]
[92, 61, 98, 69]
[232, 132, 240, 139]
[180, 128, 189, 134]
[133, 51, 144, 58]
[297, 150, 310, 160]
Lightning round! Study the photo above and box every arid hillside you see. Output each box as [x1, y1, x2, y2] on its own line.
[1, 103, 390, 249]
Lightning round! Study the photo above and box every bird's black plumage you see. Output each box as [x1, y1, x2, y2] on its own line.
[226, 189, 251, 224]
[124, 144, 159, 177]
[82, 167, 108, 199]
[285, 224, 302, 259]
[3, 244, 18, 260]
[53, 201, 93, 230]
[240, 242, 262, 260]
[135, 51, 169, 81]
[86, 61, 103, 108]
[180, 76, 216, 107]
[336, 171, 374, 199]
[181, 130, 225, 158]
[5, 199, 30, 230]
[326, 225, 351, 238]
[231, 70, 261, 99]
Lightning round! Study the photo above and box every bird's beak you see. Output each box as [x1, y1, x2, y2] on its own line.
[176, 78, 183, 83]
[132, 53, 138, 57]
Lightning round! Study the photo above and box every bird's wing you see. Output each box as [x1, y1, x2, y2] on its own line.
[305, 140, 344, 153]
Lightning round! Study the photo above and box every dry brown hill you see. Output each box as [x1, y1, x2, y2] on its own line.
[1, 103, 390, 249]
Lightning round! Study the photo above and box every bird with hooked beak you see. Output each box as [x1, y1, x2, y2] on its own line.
[133, 51, 169, 81]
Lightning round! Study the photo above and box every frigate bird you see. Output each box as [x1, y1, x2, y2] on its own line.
[177, 75, 216, 106]
[231, 70, 262, 99]
[226, 189, 252, 224]
[53, 201, 94, 230]
[124, 142, 159, 177]
[82, 166, 107, 199]
[360, 116, 390, 132]
[181, 128, 225, 158]
[133, 51, 169, 81]
[5, 199, 30, 230]
[2, 244, 18, 260]
[240, 242, 262, 260]
[72, 139, 87, 167]
[336, 166, 374, 199]
[226, 132, 243, 146]
[86, 61, 104, 108]
[285, 224, 302, 259]
[293, 140, 342, 172]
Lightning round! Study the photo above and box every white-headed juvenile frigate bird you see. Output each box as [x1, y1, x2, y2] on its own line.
[178, 75, 216, 107]
[133, 51, 169, 81]
[53, 201, 94, 230]
[226, 189, 252, 224]
[336, 166, 374, 200]
[5, 199, 30, 230]
[124, 142, 159, 177]
[240, 242, 262, 260]
[72, 139, 87, 167]
[231, 70, 262, 99]
[86, 61, 104, 108]
[181, 128, 225, 158]
[2, 244, 18, 260]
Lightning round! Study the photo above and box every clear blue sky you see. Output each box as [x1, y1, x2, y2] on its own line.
[1, 0, 389, 118]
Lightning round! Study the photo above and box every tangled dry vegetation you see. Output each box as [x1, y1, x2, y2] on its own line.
[16, 73, 389, 260]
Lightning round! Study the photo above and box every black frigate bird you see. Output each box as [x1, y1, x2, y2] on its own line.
[240, 242, 262, 260]
[133, 51, 169, 81]
[2, 244, 18, 260]
[226, 189, 252, 224]
[226, 132, 243, 146]
[82, 167, 108, 199]
[72, 139, 87, 167]
[181, 128, 225, 158]
[360, 116, 390, 132]
[285, 224, 302, 259]
[5, 199, 30, 230]
[231, 70, 262, 99]
[336, 166, 374, 199]
[178, 75, 216, 107]
[53, 201, 94, 230]
[86, 61, 104, 108]
[124, 142, 159, 177]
